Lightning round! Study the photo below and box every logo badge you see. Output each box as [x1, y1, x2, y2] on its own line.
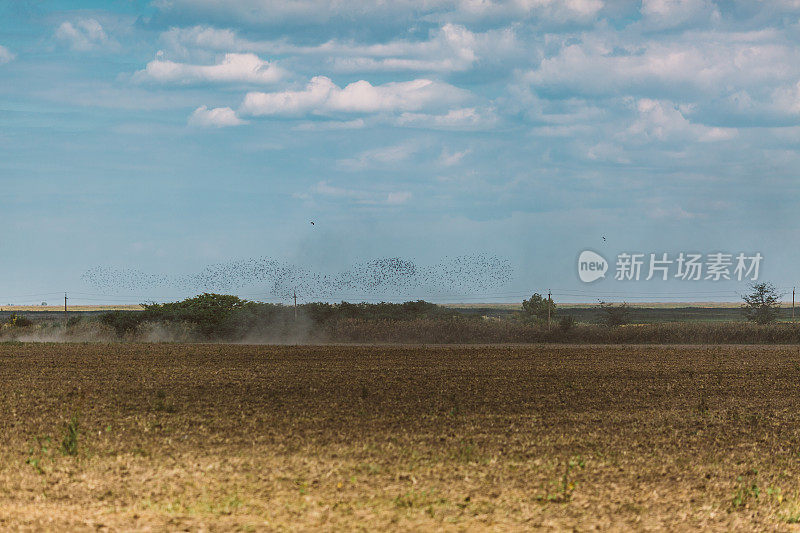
[578, 250, 608, 283]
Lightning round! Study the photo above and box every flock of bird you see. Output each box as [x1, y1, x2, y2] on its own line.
[81, 254, 513, 300]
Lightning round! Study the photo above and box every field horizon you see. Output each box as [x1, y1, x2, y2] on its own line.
[3, 301, 797, 313]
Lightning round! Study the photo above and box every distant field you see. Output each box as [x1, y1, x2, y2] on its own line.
[446, 301, 796, 309]
[3, 344, 800, 530]
[0, 305, 143, 312]
[449, 302, 800, 323]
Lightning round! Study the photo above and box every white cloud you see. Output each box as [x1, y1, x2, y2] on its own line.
[396, 107, 498, 130]
[524, 32, 800, 99]
[329, 24, 518, 73]
[585, 142, 630, 164]
[137, 52, 284, 84]
[293, 119, 366, 131]
[771, 82, 800, 115]
[310, 180, 412, 205]
[625, 99, 736, 143]
[386, 191, 412, 204]
[160, 23, 517, 74]
[160, 26, 242, 56]
[439, 148, 471, 166]
[640, 0, 718, 28]
[154, 0, 604, 27]
[239, 76, 468, 117]
[188, 105, 247, 127]
[0, 45, 14, 64]
[55, 19, 110, 51]
[449, 0, 604, 22]
[338, 143, 419, 169]
[647, 203, 698, 220]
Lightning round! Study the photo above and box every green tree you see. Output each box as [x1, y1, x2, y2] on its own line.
[742, 282, 782, 325]
[522, 293, 556, 322]
[143, 293, 252, 338]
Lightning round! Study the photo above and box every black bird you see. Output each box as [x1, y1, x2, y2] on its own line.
[310, 221, 315, 225]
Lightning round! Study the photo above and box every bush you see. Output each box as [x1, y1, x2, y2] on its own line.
[302, 300, 456, 322]
[5, 313, 33, 328]
[597, 301, 630, 327]
[100, 311, 143, 337]
[559, 315, 576, 332]
[140, 293, 275, 339]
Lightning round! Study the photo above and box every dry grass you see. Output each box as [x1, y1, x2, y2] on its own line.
[2, 343, 800, 530]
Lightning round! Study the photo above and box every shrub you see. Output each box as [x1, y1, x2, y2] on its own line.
[100, 311, 143, 337]
[141, 293, 259, 339]
[5, 313, 33, 328]
[559, 315, 576, 332]
[302, 300, 456, 322]
[597, 301, 630, 327]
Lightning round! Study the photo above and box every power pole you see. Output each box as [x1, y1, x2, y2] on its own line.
[64, 292, 68, 325]
[547, 289, 552, 331]
[793, 287, 795, 323]
[293, 288, 297, 321]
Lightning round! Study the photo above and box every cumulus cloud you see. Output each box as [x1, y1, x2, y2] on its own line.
[239, 76, 469, 117]
[396, 107, 498, 130]
[524, 32, 800, 100]
[153, 0, 604, 29]
[0, 45, 14, 64]
[188, 105, 247, 127]
[445, 0, 604, 23]
[137, 52, 284, 84]
[625, 99, 736, 143]
[159, 26, 242, 56]
[640, 0, 718, 28]
[328, 24, 517, 73]
[160, 23, 517, 73]
[55, 19, 110, 51]
[771, 82, 800, 115]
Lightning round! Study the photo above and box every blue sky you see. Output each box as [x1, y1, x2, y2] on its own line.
[1, 0, 800, 305]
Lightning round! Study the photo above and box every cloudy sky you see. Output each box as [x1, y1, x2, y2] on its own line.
[1, 0, 800, 304]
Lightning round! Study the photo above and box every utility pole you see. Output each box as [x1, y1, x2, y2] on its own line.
[293, 288, 297, 321]
[547, 289, 552, 331]
[793, 287, 795, 323]
[64, 292, 68, 326]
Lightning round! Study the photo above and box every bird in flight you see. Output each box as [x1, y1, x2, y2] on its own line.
[602, 236, 606, 242]
[310, 221, 315, 225]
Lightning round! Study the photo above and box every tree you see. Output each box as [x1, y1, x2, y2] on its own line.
[742, 282, 782, 324]
[597, 300, 630, 327]
[522, 293, 556, 322]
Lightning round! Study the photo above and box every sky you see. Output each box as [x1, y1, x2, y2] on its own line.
[1, 0, 800, 305]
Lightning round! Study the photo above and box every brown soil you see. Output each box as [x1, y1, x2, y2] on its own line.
[1, 343, 799, 531]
